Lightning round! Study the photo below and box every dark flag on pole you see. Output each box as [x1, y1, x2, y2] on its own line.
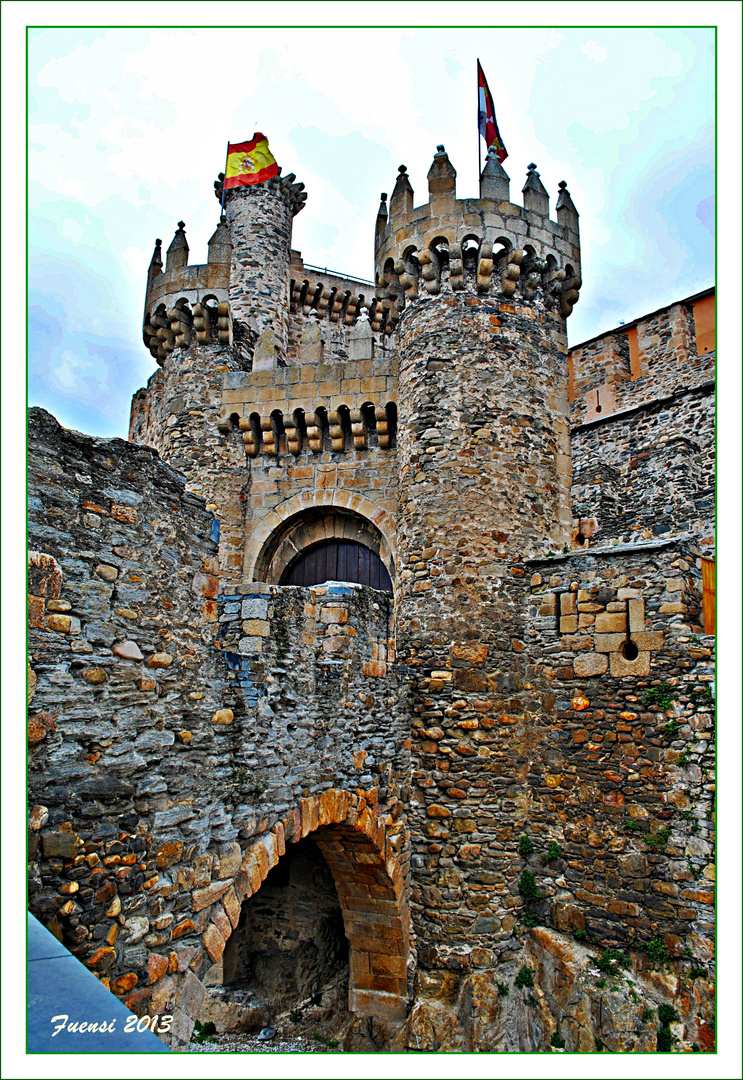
[477, 60, 508, 163]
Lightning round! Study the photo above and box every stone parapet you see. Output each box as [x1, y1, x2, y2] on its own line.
[374, 149, 581, 329]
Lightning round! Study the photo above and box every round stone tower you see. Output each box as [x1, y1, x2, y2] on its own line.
[222, 170, 307, 366]
[376, 146, 583, 967]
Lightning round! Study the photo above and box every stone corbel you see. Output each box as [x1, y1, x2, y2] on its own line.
[350, 409, 367, 450]
[449, 242, 464, 291]
[327, 411, 345, 452]
[476, 242, 493, 292]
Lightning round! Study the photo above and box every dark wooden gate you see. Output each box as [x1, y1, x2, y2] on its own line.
[280, 539, 392, 592]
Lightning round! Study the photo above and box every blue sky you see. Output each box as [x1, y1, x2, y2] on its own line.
[27, 24, 713, 438]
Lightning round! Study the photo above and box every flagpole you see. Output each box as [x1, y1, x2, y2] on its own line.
[220, 141, 229, 215]
[477, 59, 481, 182]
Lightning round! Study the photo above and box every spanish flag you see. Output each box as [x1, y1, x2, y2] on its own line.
[224, 133, 279, 188]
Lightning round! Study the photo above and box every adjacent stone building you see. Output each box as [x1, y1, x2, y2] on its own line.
[28, 136, 715, 1053]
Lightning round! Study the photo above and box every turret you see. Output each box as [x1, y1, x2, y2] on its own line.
[388, 145, 583, 967]
[222, 170, 306, 367]
[522, 162, 549, 216]
[166, 221, 189, 272]
[426, 144, 456, 211]
[479, 147, 510, 202]
[147, 238, 162, 290]
[207, 214, 232, 266]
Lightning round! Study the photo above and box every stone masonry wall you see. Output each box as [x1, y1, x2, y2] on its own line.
[522, 541, 715, 966]
[28, 408, 413, 1046]
[570, 383, 715, 548]
[129, 343, 251, 582]
[568, 294, 715, 425]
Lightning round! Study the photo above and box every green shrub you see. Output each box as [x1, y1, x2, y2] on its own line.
[595, 978, 607, 989]
[689, 684, 713, 707]
[573, 929, 587, 941]
[514, 966, 534, 989]
[545, 840, 562, 861]
[596, 948, 630, 975]
[656, 1028, 673, 1053]
[550, 1031, 565, 1049]
[642, 682, 678, 710]
[191, 1020, 217, 1044]
[497, 981, 509, 997]
[594, 1036, 603, 1052]
[645, 827, 672, 851]
[519, 834, 534, 856]
[657, 1004, 677, 1026]
[689, 966, 706, 981]
[647, 936, 669, 967]
[518, 869, 540, 904]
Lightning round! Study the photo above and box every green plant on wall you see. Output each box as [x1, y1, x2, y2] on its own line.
[647, 936, 670, 967]
[519, 834, 534, 856]
[656, 1004, 677, 1053]
[642, 682, 679, 710]
[544, 840, 561, 861]
[644, 826, 672, 851]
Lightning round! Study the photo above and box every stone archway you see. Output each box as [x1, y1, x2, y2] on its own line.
[155, 790, 410, 1048]
[243, 491, 397, 585]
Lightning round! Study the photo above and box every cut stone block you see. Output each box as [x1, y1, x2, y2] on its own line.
[574, 652, 609, 677]
[595, 611, 627, 634]
[610, 651, 651, 677]
[594, 633, 625, 653]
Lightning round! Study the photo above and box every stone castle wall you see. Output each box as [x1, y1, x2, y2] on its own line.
[28, 141, 715, 1054]
[568, 291, 715, 425]
[27, 408, 414, 1048]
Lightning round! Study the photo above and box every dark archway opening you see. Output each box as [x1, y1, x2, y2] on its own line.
[280, 538, 392, 592]
[222, 837, 349, 1016]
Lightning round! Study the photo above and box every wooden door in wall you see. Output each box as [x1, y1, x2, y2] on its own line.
[280, 539, 392, 592]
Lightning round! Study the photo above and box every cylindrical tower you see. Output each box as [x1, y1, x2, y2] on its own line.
[222, 171, 307, 366]
[133, 168, 307, 578]
[376, 146, 583, 967]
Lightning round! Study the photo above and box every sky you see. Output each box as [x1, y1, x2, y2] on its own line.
[23, 21, 718, 439]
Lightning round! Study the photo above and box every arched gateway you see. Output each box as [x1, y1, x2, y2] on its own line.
[153, 790, 410, 1048]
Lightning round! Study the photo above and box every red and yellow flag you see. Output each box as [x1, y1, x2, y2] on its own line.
[224, 133, 279, 188]
[477, 61, 508, 163]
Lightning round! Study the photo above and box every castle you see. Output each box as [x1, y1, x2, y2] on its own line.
[28, 135, 715, 1052]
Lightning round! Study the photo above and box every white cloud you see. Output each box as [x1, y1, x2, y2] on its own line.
[60, 218, 83, 242]
[580, 40, 608, 64]
[52, 349, 92, 390]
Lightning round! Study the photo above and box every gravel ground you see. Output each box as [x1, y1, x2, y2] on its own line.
[188, 1030, 342, 1053]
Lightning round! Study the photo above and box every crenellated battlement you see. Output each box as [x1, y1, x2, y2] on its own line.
[143, 219, 233, 364]
[374, 146, 582, 327]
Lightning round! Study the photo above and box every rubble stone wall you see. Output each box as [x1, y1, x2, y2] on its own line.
[570, 382, 715, 547]
[27, 409, 412, 1048]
